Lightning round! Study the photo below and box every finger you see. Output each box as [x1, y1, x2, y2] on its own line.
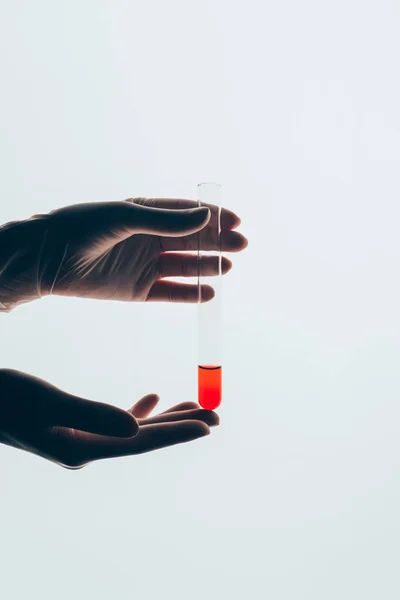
[131, 204, 211, 238]
[67, 421, 210, 461]
[160, 229, 248, 253]
[130, 198, 241, 230]
[139, 409, 219, 427]
[146, 281, 214, 303]
[158, 254, 232, 278]
[161, 402, 200, 413]
[128, 394, 160, 418]
[53, 394, 139, 438]
[50, 201, 211, 250]
[110, 202, 211, 239]
[129, 394, 160, 418]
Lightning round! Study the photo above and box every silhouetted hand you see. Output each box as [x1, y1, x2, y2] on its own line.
[0, 198, 247, 311]
[0, 369, 218, 468]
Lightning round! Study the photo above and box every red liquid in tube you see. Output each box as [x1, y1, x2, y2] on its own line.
[198, 365, 222, 410]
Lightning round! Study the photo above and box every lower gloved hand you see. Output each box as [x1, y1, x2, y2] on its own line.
[0, 369, 218, 468]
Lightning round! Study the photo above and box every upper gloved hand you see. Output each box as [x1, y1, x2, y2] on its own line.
[0, 198, 247, 311]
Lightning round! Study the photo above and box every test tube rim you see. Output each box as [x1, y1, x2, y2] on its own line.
[197, 182, 222, 189]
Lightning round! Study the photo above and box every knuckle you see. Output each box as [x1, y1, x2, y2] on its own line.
[129, 198, 157, 208]
[127, 197, 146, 205]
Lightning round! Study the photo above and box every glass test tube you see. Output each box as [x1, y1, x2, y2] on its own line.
[197, 182, 222, 410]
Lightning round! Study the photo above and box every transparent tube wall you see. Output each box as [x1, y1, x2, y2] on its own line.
[197, 183, 222, 410]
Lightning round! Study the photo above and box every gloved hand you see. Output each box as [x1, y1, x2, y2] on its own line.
[0, 198, 246, 311]
[0, 369, 218, 468]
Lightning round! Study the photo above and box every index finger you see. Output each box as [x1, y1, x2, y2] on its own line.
[128, 198, 241, 230]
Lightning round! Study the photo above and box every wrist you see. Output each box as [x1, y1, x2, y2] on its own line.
[0, 214, 51, 312]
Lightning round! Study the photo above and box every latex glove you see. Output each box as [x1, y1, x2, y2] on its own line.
[0, 369, 217, 468]
[0, 198, 247, 311]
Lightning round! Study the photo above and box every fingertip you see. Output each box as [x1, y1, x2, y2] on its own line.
[207, 411, 220, 427]
[141, 393, 160, 404]
[201, 423, 211, 436]
[199, 284, 215, 303]
[221, 209, 241, 230]
[222, 231, 249, 252]
[221, 257, 233, 274]
[161, 401, 200, 414]
[130, 393, 160, 419]
[172, 419, 210, 440]
[190, 421, 211, 438]
[192, 409, 220, 427]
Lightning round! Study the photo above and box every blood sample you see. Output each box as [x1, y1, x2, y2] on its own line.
[197, 183, 222, 411]
[198, 365, 222, 410]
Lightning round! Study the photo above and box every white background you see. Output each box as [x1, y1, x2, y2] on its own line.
[1, 1, 400, 598]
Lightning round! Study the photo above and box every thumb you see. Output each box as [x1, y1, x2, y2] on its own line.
[51, 393, 140, 438]
[103, 202, 211, 240]
[130, 204, 211, 237]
